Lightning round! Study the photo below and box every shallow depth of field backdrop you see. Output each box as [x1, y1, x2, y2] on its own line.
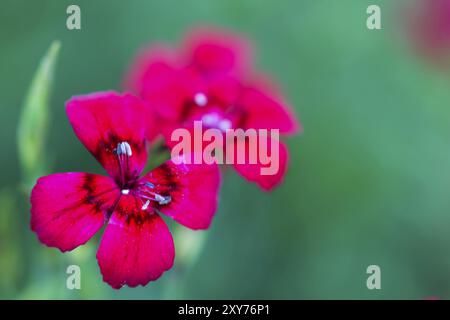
[1, 0, 450, 299]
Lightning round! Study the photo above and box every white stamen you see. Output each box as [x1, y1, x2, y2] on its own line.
[154, 194, 165, 202]
[121, 189, 130, 195]
[194, 93, 208, 107]
[141, 200, 150, 210]
[153, 194, 171, 205]
[159, 195, 172, 205]
[124, 142, 132, 156]
[116, 141, 132, 156]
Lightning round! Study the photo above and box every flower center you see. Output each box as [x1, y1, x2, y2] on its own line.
[114, 142, 171, 210]
[114, 141, 133, 187]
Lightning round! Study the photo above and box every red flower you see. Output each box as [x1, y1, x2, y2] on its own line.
[30, 92, 220, 289]
[125, 27, 301, 191]
[405, 0, 450, 64]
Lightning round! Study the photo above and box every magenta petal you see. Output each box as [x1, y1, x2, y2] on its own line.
[30, 173, 119, 252]
[124, 44, 179, 95]
[66, 92, 148, 182]
[406, 0, 450, 63]
[207, 75, 242, 107]
[183, 27, 253, 77]
[145, 66, 204, 123]
[126, 48, 186, 121]
[240, 85, 301, 135]
[141, 158, 221, 230]
[233, 139, 289, 191]
[96, 201, 174, 289]
[124, 45, 205, 124]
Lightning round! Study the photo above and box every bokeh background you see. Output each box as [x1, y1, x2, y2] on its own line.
[1, 0, 450, 299]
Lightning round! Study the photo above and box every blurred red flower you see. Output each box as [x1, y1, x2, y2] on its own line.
[405, 0, 450, 64]
[125, 27, 301, 190]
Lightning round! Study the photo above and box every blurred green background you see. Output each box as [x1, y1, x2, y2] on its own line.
[2, 0, 450, 299]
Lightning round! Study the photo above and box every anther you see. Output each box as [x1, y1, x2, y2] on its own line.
[194, 93, 208, 107]
[160, 195, 172, 205]
[145, 182, 155, 188]
[155, 194, 172, 205]
[141, 200, 150, 210]
[116, 141, 132, 156]
[121, 189, 130, 195]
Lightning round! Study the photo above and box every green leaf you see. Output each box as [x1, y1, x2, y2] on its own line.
[0, 188, 21, 294]
[17, 41, 61, 190]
